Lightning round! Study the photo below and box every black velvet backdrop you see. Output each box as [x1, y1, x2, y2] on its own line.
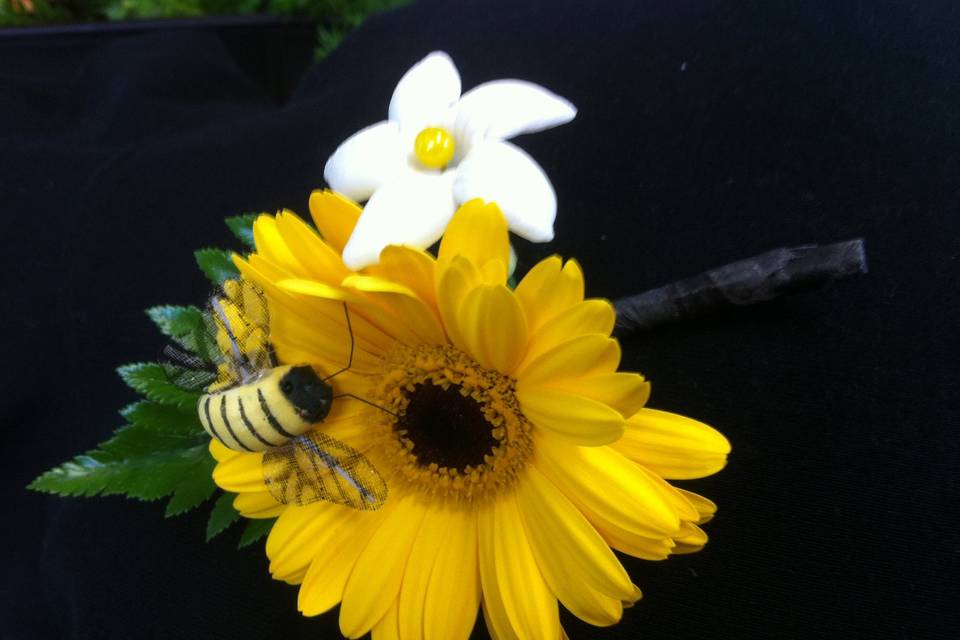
[2, 1, 958, 638]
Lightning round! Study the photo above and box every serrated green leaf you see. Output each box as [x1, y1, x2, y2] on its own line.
[29, 442, 211, 502]
[117, 363, 201, 409]
[99, 422, 205, 460]
[206, 492, 240, 542]
[238, 517, 275, 549]
[145, 304, 217, 359]
[165, 455, 217, 517]
[121, 401, 203, 437]
[28, 455, 112, 498]
[225, 213, 259, 250]
[146, 304, 203, 343]
[195, 248, 240, 286]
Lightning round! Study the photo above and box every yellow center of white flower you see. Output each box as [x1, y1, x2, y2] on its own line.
[413, 127, 456, 169]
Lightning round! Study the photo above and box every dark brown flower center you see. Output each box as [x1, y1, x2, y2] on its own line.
[369, 344, 534, 502]
[396, 382, 499, 469]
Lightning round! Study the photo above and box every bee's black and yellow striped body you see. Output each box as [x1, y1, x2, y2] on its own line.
[198, 364, 333, 453]
[180, 278, 387, 510]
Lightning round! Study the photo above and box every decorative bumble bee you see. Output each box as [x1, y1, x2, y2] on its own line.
[169, 279, 388, 511]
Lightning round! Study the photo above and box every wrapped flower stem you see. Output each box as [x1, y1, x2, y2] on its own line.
[613, 239, 868, 337]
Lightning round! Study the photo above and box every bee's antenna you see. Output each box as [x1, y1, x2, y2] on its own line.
[333, 393, 399, 419]
[323, 302, 355, 382]
[325, 303, 399, 419]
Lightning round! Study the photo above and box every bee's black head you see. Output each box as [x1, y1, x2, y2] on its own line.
[278, 365, 333, 423]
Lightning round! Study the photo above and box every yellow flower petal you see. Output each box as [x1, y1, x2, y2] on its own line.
[556, 584, 624, 629]
[266, 502, 346, 583]
[518, 466, 638, 625]
[343, 274, 417, 297]
[233, 491, 283, 519]
[613, 408, 731, 479]
[253, 214, 304, 274]
[636, 466, 700, 523]
[515, 256, 584, 332]
[212, 451, 267, 493]
[479, 491, 559, 640]
[232, 254, 295, 303]
[340, 494, 427, 638]
[518, 388, 625, 445]
[591, 517, 676, 561]
[672, 523, 709, 554]
[480, 257, 508, 285]
[677, 488, 718, 524]
[321, 404, 378, 446]
[249, 251, 298, 280]
[437, 255, 482, 352]
[208, 438, 236, 463]
[522, 299, 615, 366]
[298, 507, 387, 616]
[270, 299, 389, 374]
[309, 189, 361, 255]
[343, 274, 446, 345]
[515, 255, 560, 297]
[536, 435, 681, 538]
[397, 507, 447, 640]
[272, 333, 381, 379]
[368, 244, 438, 311]
[437, 200, 510, 278]
[458, 284, 528, 373]
[275, 210, 350, 284]
[423, 507, 481, 640]
[371, 598, 400, 640]
[516, 333, 620, 387]
[535, 372, 650, 419]
[276, 278, 353, 301]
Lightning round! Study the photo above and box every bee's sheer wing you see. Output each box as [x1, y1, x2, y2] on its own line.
[161, 279, 276, 392]
[262, 431, 388, 510]
[160, 345, 218, 391]
[207, 279, 276, 388]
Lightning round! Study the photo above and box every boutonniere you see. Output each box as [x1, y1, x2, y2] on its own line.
[32, 50, 865, 640]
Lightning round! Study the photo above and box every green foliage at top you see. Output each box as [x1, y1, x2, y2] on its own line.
[1, 0, 411, 60]
[28, 212, 271, 545]
[112, 0, 262, 20]
[310, 0, 410, 58]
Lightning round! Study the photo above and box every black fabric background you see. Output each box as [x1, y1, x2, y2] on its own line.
[2, 1, 958, 638]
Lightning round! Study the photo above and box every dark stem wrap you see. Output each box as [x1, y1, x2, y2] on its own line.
[613, 239, 868, 337]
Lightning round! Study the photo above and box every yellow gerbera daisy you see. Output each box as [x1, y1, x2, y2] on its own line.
[209, 191, 731, 639]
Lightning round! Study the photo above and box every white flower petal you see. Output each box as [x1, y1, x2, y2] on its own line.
[453, 80, 576, 157]
[324, 121, 406, 202]
[389, 51, 462, 131]
[453, 141, 557, 243]
[342, 171, 457, 269]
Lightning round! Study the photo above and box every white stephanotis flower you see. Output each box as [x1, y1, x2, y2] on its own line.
[324, 51, 576, 269]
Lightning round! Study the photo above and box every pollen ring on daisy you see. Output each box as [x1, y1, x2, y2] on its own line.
[369, 343, 533, 503]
